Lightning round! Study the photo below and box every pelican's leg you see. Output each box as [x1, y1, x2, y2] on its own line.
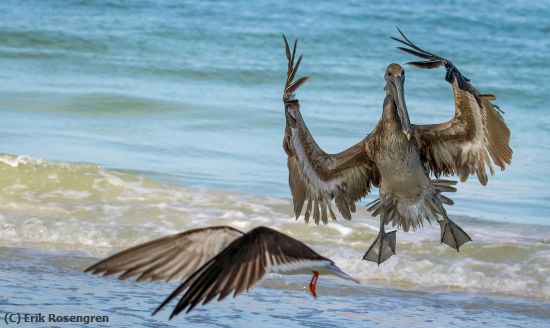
[362, 206, 396, 265]
[309, 271, 319, 298]
[438, 205, 472, 251]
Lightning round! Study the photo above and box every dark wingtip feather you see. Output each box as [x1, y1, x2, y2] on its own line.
[396, 26, 406, 38]
[393, 29, 472, 91]
[392, 28, 439, 58]
[282, 34, 291, 61]
[391, 36, 414, 48]
[282, 35, 309, 98]
[406, 61, 444, 69]
[292, 39, 298, 63]
[398, 46, 440, 61]
[287, 54, 303, 86]
[286, 76, 309, 95]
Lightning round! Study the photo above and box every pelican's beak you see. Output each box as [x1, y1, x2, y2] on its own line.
[390, 75, 412, 140]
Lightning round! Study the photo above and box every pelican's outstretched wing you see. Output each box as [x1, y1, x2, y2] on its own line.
[282, 35, 379, 224]
[393, 29, 512, 185]
[85, 226, 244, 282]
[153, 226, 350, 317]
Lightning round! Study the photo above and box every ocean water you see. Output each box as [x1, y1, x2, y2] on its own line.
[0, 0, 549, 327]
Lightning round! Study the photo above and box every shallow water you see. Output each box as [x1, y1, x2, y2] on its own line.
[0, 0, 549, 326]
[1, 247, 549, 328]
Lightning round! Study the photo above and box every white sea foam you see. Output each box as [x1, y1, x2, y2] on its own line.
[0, 154, 44, 167]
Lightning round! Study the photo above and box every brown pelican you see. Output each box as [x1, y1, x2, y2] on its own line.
[281, 31, 511, 265]
[85, 226, 358, 317]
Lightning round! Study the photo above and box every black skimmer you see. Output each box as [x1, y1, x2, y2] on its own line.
[85, 226, 358, 318]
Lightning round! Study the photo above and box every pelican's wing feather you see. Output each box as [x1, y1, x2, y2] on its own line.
[393, 29, 512, 185]
[282, 35, 379, 224]
[154, 226, 329, 317]
[84, 226, 244, 282]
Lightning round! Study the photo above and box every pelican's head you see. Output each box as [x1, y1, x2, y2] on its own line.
[384, 63, 411, 140]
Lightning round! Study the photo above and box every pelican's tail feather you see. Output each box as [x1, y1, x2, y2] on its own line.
[366, 179, 457, 232]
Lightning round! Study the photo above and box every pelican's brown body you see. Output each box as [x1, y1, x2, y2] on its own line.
[281, 32, 511, 264]
[370, 93, 437, 226]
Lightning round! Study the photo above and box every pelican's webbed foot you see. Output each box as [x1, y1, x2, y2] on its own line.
[439, 219, 472, 251]
[363, 230, 396, 265]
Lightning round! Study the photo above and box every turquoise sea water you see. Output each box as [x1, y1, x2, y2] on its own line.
[0, 0, 549, 327]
